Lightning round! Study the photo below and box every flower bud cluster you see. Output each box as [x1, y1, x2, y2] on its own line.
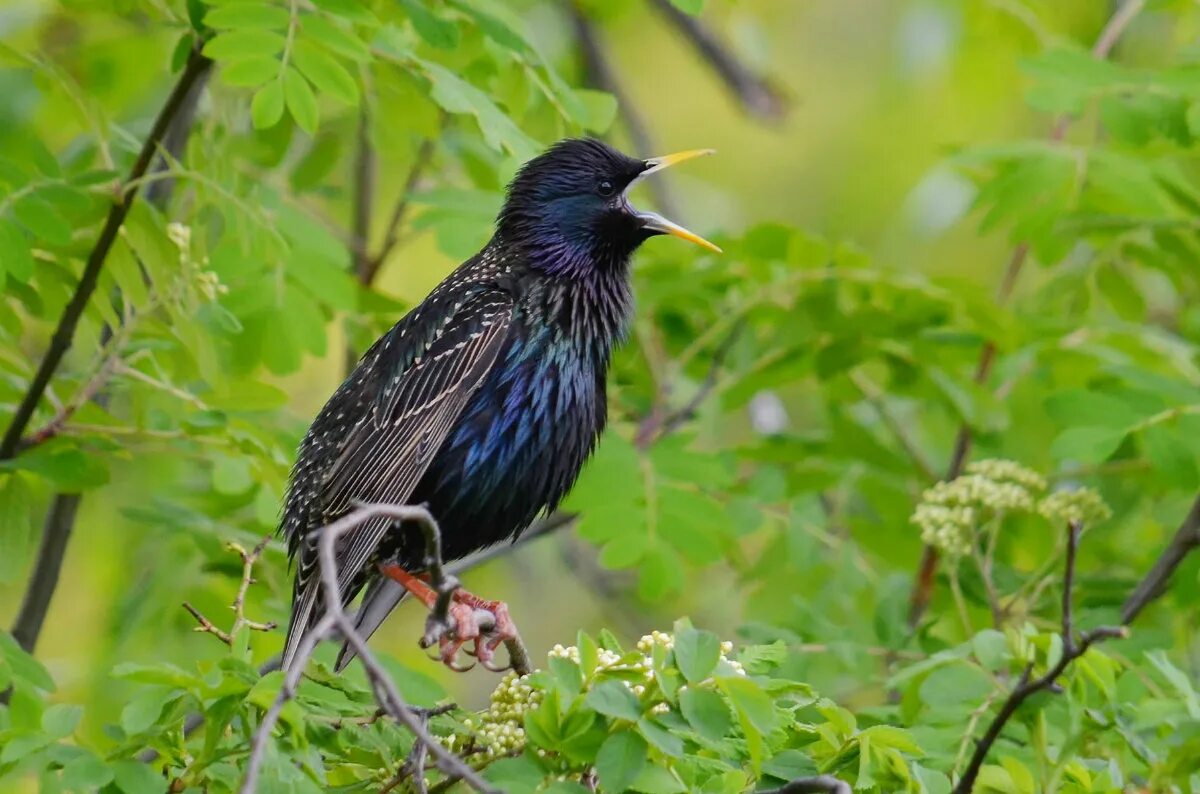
[461, 631, 745, 758]
[1038, 487, 1112, 526]
[166, 222, 226, 301]
[912, 459, 1046, 559]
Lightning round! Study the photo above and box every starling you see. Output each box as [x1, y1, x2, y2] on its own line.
[280, 138, 719, 673]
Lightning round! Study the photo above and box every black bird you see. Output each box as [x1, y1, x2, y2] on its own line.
[280, 138, 719, 673]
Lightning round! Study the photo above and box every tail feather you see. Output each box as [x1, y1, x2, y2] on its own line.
[280, 581, 321, 675]
[334, 578, 408, 671]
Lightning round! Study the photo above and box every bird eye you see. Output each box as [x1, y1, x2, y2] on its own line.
[597, 179, 616, 197]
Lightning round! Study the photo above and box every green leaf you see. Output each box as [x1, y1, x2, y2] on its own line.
[0, 631, 55, 691]
[41, 703, 82, 737]
[221, 57, 281, 87]
[418, 60, 540, 159]
[292, 40, 359, 104]
[6, 444, 109, 490]
[669, 0, 705, 13]
[1050, 426, 1127, 464]
[596, 730, 647, 793]
[1142, 424, 1199, 489]
[61, 750, 114, 790]
[630, 764, 688, 794]
[283, 68, 319, 133]
[0, 219, 33, 281]
[1044, 389, 1143, 429]
[112, 760, 169, 794]
[301, 15, 371, 61]
[205, 3, 292, 29]
[972, 629, 1010, 673]
[573, 89, 618, 133]
[637, 716, 685, 757]
[719, 676, 776, 734]
[673, 627, 721, 683]
[120, 688, 167, 734]
[203, 29, 287, 61]
[402, 0, 459, 49]
[679, 686, 733, 741]
[585, 680, 642, 721]
[251, 80, 285, 128]
[13, 197, 72, 246]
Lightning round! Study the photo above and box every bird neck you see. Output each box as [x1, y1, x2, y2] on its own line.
[493, 220, 635, 279]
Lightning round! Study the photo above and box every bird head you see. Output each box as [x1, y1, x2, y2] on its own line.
[497, 138, 720, 277]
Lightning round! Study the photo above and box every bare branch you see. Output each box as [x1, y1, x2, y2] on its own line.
[648, 0, 786, 121]
[182, 602, 232, 645]
[367, 135, 437, 286]
[1121, 493, 1200, 625]
[906, 0, 1145, 629]
[952, 521, 1127, 793]
[239, 504, 499, 794]
[636, 320, 743, 448]
[183, 536, 277, 645]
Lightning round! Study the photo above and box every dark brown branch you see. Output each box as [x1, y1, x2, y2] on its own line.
[1121, 493, 1200, 625]
[906, 0, 1145, 629]
[636, 319, 743, 447]
[8, 494, 82, 655]
[570, 2, 677, 217]
[0, 46, 212, 459]
[239, 504, 498, 794]
[953, 522, 1127, 793]
[648, 0, 786, 121]
[367, 135, 436, 286]
[761, 776, 852, 794]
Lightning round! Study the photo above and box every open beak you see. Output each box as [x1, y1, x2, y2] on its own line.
[630, 149, 722, 254]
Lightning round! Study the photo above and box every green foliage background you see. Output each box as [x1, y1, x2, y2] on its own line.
[1, 0, 1200, 791]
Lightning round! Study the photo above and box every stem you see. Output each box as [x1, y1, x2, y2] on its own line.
[1121, 494, 1200, 625]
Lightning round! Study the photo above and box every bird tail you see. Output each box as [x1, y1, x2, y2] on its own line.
[280, 579, 321, 675]
[334, 577, 409, 671]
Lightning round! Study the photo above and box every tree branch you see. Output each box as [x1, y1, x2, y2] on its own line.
[239, 504, 498, 794]
[0, 45, 212, 459]
[367, 135, 436, 286]
[1121, 493, 1200, 625]
[906, 0, 1145, 629]
[648, 0, 786, 121]
[952, 521, 1127, 794]
[183, 537, 277, 645]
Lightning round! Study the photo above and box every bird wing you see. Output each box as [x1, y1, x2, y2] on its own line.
[282, 289, 513, 671]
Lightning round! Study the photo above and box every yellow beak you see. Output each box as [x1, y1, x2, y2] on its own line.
[631, 149, 722, 254]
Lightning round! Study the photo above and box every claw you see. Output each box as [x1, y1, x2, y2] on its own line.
[379, 562, 520, 675]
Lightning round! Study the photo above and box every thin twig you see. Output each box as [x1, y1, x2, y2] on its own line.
[648, 0, 786, 121]
[1121, 493, 1200, 625]
[239, 504, 498, 794]
[183, 537, 277, 644]
[906, 0, 1145, 630]
[849, 369, 938, 482]
[952, 521, 1127, 793]
[636, 320, 743, 447]
[367, 135, 437, 286]
[0, 46, 212, 459]
[182, 602, 231, 645]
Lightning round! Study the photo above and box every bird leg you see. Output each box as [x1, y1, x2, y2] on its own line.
[378, 563, 520, 673]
